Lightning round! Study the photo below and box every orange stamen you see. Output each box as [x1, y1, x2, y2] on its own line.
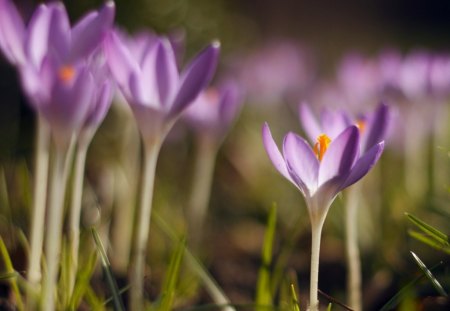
[313, 134, 331, 162]
[58, 65, 75, 83]
[356, 119, 366, 133]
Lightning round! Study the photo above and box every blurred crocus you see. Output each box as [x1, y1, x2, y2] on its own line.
[234, 40, 312, 105]
[105, 29, 220, 310]
[105, 30, 220, 146]
[183, 81, 243, 248]
[0, 0, 115, 68]
[263, 123, 384, 311]
[184, 81, 242, 142]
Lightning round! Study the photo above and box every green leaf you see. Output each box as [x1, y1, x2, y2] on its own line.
[69, 251, 99, 310]
[405, 213, 449, 245]
[0, 237, 24, 311]
[91, 228, 125, 311]
[153, 211, 235, 311]
[290, 284, 301, 311]
[379, 262, 443, 311]
[256, 203, 277, 307]
[0, 271, 18, 281]
[408, 230, 450, 255]
[157, 238, 186, 311]
[410, 252, 448, 297]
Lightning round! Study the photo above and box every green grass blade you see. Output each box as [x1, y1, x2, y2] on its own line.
[408, 230, 450, 255]
[410, 252, 448, 297]
[157, 238, 186, 311]
[91, 228, 125, 311]
[0, 271, 18, 281]
[405, 213, 449, 245]
[85, 285, 106, 311]
[379, 262, 443, 311]
[0, 237, 24, 311]
[153, 211, 236, 311]
[256, 203, 277, 307]
[327, 303, 333, 311]
[290, 284, 301, 311]
[70, 251, 98, 310]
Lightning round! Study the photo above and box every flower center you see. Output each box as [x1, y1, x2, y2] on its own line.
[58, 65, 75, 83]
[356, 119, 366, 133]
[205, 88, 219, 104]
[313, 134, 331, 162]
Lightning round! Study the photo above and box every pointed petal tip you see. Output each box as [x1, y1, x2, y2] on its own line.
[211, 40, 221, 49]
[105, 1, 115, 8]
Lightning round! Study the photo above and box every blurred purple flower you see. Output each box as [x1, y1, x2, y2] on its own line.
[0, 0, 115, 67]
[104, 30, 220, 145]
[1, 0, 116, 149]
[299, 102, 391, 153]
[234, 40, 313, 105]
[184, 81, 242, 141]
[262, 123, 384, 217]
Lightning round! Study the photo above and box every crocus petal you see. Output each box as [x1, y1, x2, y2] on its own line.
[218, 82, 241, 126]
[321, 108, 350, 139]
[69, 1, 115, 62]
[104, 31, 138, 93]
[25, 4, 53, 68]
[84, 81, 113, 128]
[0, 0, 26, 64]
[299, 102, 322, 142]
[340, 141, 385, 190]
[283, 132, 319, 193]
[49, 68, 95, 132]
[48, 3, 71, 60]
[155, 38, 179, 107]
[129, 71, 152, 107]
[139, 40, 159, 106]
[169, 41, 220, 118]
[262, 123, 294, 184]
[318, 125, 360, 185]
[362, 103, 390, 152]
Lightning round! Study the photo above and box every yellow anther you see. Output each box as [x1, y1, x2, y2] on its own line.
[356, 119, 366, 133]
[58, 65, 75, 83]
[313, 134, 331, 162]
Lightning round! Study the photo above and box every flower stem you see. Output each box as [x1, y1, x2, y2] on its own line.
[68, 140, 89, 295]
[309, 215, 325, 311]
[129, 141, 161, 311]
[187, 136, 217, 250]
[41, 142, 74, 311]
[27, 117, 50, 291]
[345, 186, 362, 311]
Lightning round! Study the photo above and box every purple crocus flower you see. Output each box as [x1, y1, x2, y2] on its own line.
[263, 123, 384, 218]
[104, 30, 220, 145]
[0, 0, 115, 67]
[184, 81, 242, 141]
[299, 102, 390, 153]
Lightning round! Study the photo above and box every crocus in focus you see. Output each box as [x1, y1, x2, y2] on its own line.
[105, 29, 219, 310]
[263, 123, 384, 311]
[299, 102, 390, 310]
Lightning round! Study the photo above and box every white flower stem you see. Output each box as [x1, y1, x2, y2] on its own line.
[309, 214, 326, 311]
[129, 141, 161, 311]
[68, 139, 89, 295]
[27, 117, 50, 288]
[41, 141, 74, 311]
[345, 186, 362, 311]
[187, 136, 217, 250]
